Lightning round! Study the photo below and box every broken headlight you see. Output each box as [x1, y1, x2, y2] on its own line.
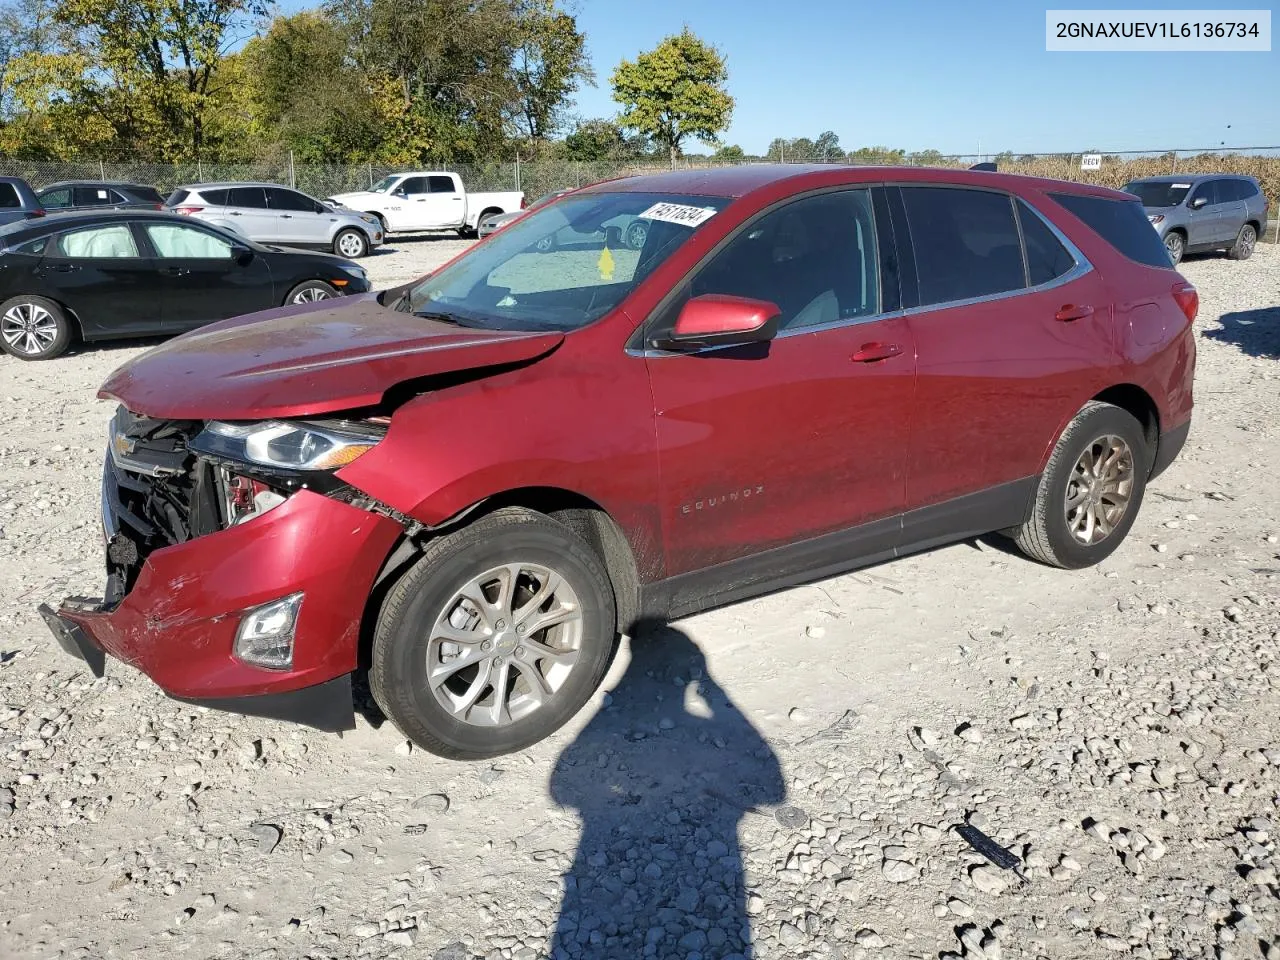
[191, 419, 387, 472]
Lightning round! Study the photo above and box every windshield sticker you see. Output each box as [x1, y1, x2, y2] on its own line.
[597, 245, 616, 281]
[1172, 183, 1192, 188]
[637, 202, 718, 228]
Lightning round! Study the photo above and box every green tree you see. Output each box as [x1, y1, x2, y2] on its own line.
[611, 27, 733, 166]
[814, 130, 841, 160]
[562, 117, 645, 161]
[908, 148, 945, 165]
[712, 143, 744, 161]
[509, 0, 592, 141]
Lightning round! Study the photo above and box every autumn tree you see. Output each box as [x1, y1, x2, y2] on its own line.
[611, 28, 733, 166]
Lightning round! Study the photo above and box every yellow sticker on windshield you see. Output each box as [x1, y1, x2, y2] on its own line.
[597, 244, 615, 281]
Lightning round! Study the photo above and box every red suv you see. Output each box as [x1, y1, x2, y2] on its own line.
[41, 166, 1197, 759]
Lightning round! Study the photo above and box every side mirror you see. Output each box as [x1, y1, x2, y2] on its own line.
[1189, 196, 1208, 209]
[231, 242, 254, 264]
[605, 225, 623, 247]
[654, 294, 781, 352]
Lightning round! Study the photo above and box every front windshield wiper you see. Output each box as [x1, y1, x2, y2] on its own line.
[414, 310, 467, 326]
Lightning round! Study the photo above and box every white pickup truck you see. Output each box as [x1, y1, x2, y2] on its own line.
[325, 172, 523, 237]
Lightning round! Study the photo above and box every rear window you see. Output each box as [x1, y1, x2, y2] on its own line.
[168, 189, 190, 206]
[1050, 192, 1172, 269]
[0, 184, 20, 209]
[131, 186, 165, 204]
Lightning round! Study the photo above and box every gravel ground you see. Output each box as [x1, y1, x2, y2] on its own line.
[1, 237, 1278, 960]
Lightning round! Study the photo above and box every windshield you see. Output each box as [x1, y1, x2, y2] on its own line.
[370, 175, 401, 194]
[405, 191, 730, 331]
[1123, 180, 1192, 208]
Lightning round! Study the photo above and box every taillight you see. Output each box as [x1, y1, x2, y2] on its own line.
[1172, 282, 1198, 324]
[174, 206, 203, 215]
[520, 196, 527, 209]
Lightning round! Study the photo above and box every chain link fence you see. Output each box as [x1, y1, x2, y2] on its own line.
[2, 148, 1277, 236]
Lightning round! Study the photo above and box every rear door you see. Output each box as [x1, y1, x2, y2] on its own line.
[36, 222, 161, 337]
[896, 185, 1114, 515]
[136, 220, 274, 331]
[1214, 179, 1248, 241]
[425, 174, 465, 228]
[266, 187, 331, 246]
[223, 186, 278, 242]
[645, 187, 916, 577]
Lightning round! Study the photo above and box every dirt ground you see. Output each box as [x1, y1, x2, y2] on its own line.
[1, 235, 1278, 960]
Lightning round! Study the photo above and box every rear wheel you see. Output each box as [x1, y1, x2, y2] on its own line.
[333, 228, 369, 259]
[624, 219, 649, 250]
[1012, 401, 1149, 569]
[0, 295, 72, 360]
[370, 507, 618, 760]
[286, 280, 338, 305]
[1227, 224, 1256, 260]
[1164, 230, 1185, 266]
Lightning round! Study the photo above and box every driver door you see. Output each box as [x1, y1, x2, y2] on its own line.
[390, 176, 432, 231]
[643, 188, 916, 578]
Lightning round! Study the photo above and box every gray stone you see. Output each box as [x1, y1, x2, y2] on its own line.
[433, 942, 469, 960]
[778, 921, 804, 948]
[774, 806, 808, 830]
[947, 897, 974, 918]
[412, 793, 451, 814]
[969, 864, 1007, 894]
[384, 928, 418, 948]
[679, 931, 708, 951]
[249, 823, 282, 854]
[882, 859, 919, 883]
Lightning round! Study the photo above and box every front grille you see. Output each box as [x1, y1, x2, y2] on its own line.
[104, 406, 219, 598]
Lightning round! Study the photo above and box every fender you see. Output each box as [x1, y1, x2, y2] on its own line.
[335, 347, 666, 582]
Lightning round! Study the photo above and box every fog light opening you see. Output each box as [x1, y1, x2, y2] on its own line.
[235, 593, 303, 670]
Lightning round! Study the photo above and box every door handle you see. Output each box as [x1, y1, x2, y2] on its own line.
[851, 342, 903, 363]
[280, 214, 293, 219]
[1054, 304, 1095, 322]
[451, 197, 463, 201]
[52, 263, 80, 273]
[160, 266, 191, 276]
[229, 211, 241, 216]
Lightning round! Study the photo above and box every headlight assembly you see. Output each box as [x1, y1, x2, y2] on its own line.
[191, 419, 386, 472]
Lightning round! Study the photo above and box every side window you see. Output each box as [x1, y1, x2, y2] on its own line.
[58, 224, 140, 258]
[167, 189, 191, 206]
[73, 186, 114, 207]
[0, 184, 21, 208]
[399, 177, 428, 195]
[1049, 192, 1173, 268]
[40, 188, 72, 208]
[901, 187, 1025, 306]
[1017, 200, 1076, 285]
[685, 189, 881, 332]
[144, 224, 233, 259]
[199, 188, 230, 206]
[1238, 179, 1260, 200]
[428, 175, 458, 193]
[1188, 180, 1215, 206]
[267, 188, 318, 212]
[11, 237, 49, 256]
[227, 187, 268, 209]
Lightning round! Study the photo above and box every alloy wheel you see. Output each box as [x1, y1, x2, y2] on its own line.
[1239, 226, 1256, 256]
[292, 287, 332, 303]
[1, 302, 57, 356]
[1165, 233, 1184, 263]
[337, 232, 365, 257]
[625, 220, 648, 249]
[426, 562, 582, 727]
[1064, 434, 1135, 545]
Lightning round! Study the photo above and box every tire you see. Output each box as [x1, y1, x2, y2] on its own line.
[1012, 401, 1149, 570]
[0, 295, 73, 360]
[370, 507, 618, 760]
[1164, 230, 1185, 266]
[333, 228, 369, 259]
[1226, 223, 1257, 260]
[624, 219, 649, 250]
[285, 280, 339, 305]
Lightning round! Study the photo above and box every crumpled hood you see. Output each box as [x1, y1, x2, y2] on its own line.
[99, 295, 563, 421]
[327, 191, 386, 208]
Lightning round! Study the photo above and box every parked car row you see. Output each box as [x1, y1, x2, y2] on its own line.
[37, 164, 1197, 761]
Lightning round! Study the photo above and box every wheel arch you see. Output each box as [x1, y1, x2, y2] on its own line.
[1037, 383, 1161, 480]
[1, 292, 84, 344]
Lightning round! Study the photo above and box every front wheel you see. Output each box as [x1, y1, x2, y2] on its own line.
[286, 280, 338, 305]
[1, 295, 73, 360]
[333, 228, 369, 259]
[1164, 231, 1185, 266]
[370, 507, 618, 760]
[625, 219, 649, 250]
[1227, 224, 1256, 260]
[1012, 401, 1149, 569]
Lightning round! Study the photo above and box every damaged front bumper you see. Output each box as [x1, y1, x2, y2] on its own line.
[39, 409, 403, 732]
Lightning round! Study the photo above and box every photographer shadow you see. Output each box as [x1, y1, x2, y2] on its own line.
[548, 623, 784, 959]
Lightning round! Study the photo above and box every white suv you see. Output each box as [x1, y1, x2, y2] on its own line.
[167, 183, 383, 258]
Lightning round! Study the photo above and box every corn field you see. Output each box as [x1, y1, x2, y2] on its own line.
[1, 150, 1277, 229]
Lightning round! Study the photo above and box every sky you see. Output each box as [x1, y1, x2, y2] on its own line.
[563, 0, 1278, 155]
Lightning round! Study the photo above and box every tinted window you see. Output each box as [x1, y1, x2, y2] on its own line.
[73, 186, 118, 206]
[1122, 181, 1191, 207]
[131, 186, 165, 204]
[1217, 179, 1243, 201]
[1017, 201, 1075, 285]
[902, 187, 1025, 306]
[1188, 180, 1216, 205]
[1238, 179, 1260, 199]
[1050, 192, 1173, 268]
[227, 187, 267, 208]
[687, 189, 880, 331]
[40, 188, 73, 208]
[399, 177, 428, 195]
[198, 188, 230, 206]
[58, 224, 139, 258]
[0, 184, 20, 209]
[428, 175, 458, 193]
[167, 189, 190, 206]
[267, 188, 319, 212]
[10, 237, 49, 255]
[145, 223, 233, 259]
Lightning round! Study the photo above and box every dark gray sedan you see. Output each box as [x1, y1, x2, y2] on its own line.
[1122, 174, 1268, 265]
